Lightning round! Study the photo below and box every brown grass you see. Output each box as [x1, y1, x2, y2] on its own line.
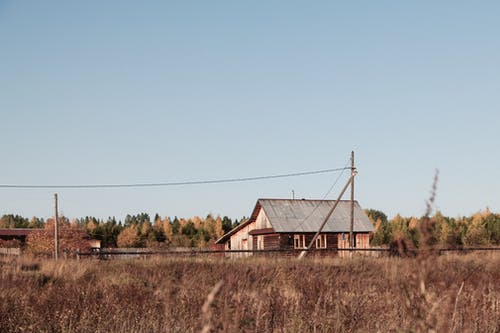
[0, 253, 498, 332]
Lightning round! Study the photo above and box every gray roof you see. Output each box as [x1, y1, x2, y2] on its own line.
[215, 198, 374, 244]
[259, 199, 374, 233]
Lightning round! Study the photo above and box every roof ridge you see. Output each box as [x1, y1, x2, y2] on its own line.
[258, 198, 359, 202]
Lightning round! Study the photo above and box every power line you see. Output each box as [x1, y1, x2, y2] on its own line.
[0, 167, 350, 189]
[320, 160, 351, 200]
[292, 159, 350, 232]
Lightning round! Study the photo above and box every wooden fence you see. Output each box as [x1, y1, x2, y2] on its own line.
[2, 246, 496, 259]
[0, 248, 21, 256]
[76, 247, 500, 259]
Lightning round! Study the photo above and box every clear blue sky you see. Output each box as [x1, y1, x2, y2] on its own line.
[1, 1, 499, 222]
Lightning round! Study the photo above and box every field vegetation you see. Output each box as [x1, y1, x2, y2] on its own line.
[1, 253, 498, 332]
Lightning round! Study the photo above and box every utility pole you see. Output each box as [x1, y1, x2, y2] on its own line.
[54, 193, 59, 260]
[349, 151, 355, 249]
[298, 168, 357, 259]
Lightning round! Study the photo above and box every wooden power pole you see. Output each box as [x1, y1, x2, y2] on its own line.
[54, 193, 59, 260]
[298, 168, 357, 259]
[349, 151, 355, 249]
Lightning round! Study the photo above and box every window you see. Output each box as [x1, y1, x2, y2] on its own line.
[316, 234, 327, 249]
[257, 235, 264, 250]
[294, 234, 306, 249]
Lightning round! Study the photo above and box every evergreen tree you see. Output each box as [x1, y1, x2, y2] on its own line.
[171, 217, 180, 234]
[365, 209, 388, 225]
[484, 213, 500, 245]
[28, 217, 44, 228]
[0, 215, 29, 228]
[221, 216, 233, 233]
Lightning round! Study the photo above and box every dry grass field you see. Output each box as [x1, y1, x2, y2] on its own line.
[0, 253, 498, 332]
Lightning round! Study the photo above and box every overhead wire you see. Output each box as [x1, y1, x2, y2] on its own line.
[0, 167, 350, 189]
[291, 159, 351, 232]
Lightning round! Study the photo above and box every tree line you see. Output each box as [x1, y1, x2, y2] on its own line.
[0, 213, 245, 249]
[1, 208, 498, 251]
[366, 208, 500, 248]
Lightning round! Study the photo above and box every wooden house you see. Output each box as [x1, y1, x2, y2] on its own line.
[215, 199, 374, 257]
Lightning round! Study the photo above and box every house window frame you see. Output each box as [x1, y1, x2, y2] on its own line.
[315, 234, 327, 249]
[257, 235, 264, 250]
[293, 234, 306, 249]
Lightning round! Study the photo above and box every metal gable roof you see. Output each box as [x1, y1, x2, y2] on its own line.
[214, 198, 374, 244]
[0, 228, 42, 237]
[258, 199, 374, 233]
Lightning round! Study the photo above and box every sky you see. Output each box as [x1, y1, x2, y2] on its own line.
[1, 1, 499, 222]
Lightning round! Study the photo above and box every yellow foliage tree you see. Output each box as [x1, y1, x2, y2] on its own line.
[86, 219, 98, 232]
[192, 216, 202, 229]
[141, 221, 152, 237]
[408, 217, 419, 230]
[26, 218, 91, 257]
[214, 216, 224, 239]
[463, 212, 489, 246]
[162, 217, 173, 243]
[117, 225, 142, 248]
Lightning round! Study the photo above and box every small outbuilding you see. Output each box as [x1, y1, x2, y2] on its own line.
[215, 198, 374, 256]
[0, 228, 42, 243]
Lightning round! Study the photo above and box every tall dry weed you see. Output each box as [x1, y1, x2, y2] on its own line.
[0, 246, 498, 332]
